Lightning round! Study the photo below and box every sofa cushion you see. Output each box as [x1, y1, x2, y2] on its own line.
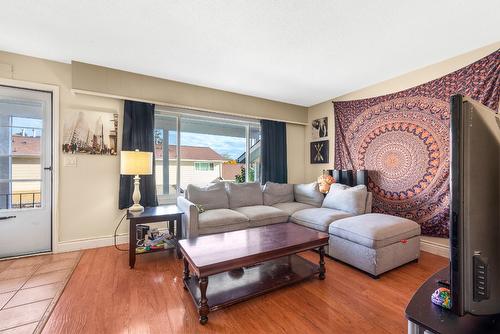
[263, 182, 294, 206]
[272, 202, 315, 215]
[322, 184, 368, 215]
[198, 208, 249, 228]
[226, 182, 263, 208]
[291, 208, 353, 232]
[186, 182, 229, 210]
[293, 182, 324, 207]
[233, 205, 289, 227]
[328, 213, 421, 249]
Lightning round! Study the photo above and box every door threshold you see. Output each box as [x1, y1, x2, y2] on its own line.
[0, 251, 53, 261]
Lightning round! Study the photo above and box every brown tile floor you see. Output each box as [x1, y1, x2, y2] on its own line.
[0, 252, 81, 334]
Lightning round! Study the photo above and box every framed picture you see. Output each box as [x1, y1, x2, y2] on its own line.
[311, 117, 328, 139]
[310, 140, 329, 164]
[62, 110, 118, 155]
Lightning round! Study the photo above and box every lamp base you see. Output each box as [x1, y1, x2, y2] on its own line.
[128, 203, 144, 212]
[129, 175, 144, 212]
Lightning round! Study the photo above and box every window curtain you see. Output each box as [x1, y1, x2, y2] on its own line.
[118, 100, 158, 209]
[260, 119, 287, 184]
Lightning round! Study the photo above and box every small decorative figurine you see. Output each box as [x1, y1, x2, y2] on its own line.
[317, 172, 335, 194]
[431, 287, 452, 309]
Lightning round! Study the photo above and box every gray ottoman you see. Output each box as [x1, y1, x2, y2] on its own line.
[328, 213, 421, 278]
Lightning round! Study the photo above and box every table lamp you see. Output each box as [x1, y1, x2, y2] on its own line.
[120, 149, 153, 212]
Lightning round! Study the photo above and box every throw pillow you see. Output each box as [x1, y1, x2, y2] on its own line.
[293, 182, 324, 207]
[186, 182, 229, 210]
[263, 182, 294, 206]
[226, 182, 263, 208]
[322, 184, 368, 215]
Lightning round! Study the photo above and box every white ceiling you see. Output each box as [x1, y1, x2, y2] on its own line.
[0, 1, 499, 106]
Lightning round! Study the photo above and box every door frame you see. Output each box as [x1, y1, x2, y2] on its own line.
[0, 77, 60, 254]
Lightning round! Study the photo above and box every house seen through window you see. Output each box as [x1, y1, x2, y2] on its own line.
[154, 109, 261, 204]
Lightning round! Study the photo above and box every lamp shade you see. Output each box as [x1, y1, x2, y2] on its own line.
[120, 150, 153, 175]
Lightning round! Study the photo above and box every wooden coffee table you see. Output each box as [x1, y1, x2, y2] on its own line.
[178, 223, 329, 324]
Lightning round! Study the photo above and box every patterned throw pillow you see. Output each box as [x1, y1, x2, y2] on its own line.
[195, 204, 205, 213]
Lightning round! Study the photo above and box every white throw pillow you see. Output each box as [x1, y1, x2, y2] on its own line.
[186, 182, 229, 210]
[322, 184, 368, 215]
[293, 182, 324, 207]
[263, 182, 294, 206]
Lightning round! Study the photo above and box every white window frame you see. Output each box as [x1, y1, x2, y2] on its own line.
[154, 107, 260, 204]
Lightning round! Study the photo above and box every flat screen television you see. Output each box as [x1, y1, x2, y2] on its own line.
[450, 94, 500, 316]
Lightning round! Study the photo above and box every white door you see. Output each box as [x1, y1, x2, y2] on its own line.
[0, 85, 52, 258]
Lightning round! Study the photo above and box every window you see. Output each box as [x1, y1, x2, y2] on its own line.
[194, 162, 214, 171]
[1, 116, 44, 209]
[154, 108, 261, 204]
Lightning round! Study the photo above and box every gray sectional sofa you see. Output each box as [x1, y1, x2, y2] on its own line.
[177, 181, 420, 277]
[177, 181, 372, 238]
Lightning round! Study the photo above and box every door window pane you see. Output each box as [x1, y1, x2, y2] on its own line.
[11, 181, 41, 208]
[0, 110, 43, 210]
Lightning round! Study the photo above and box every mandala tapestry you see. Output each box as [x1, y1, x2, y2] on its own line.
[333, 50, 500, 237]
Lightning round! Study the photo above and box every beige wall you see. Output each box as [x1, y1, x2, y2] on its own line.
[72, 61, 308, 125]
[305, 41, 500, 182]
[305, 101, 335, 181]
[0, 50, 307, 246]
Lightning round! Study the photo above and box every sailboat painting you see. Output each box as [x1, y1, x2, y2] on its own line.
[62, 111, 118, 155]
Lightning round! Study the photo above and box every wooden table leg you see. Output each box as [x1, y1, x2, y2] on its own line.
[168, 219, 175, 246]
[318, 246, 326, 280]
[199, 276, 209, 325]
[183, 257, 190, 290]
[129, 219, 136, 269]
[175, 214, 182, 259]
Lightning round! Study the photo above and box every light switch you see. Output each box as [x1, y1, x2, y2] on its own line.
[64, 156, 77, 167]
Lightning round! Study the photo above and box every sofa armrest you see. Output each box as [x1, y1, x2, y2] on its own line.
[365, 192, 373, 214]
[177, 196, 200, 238]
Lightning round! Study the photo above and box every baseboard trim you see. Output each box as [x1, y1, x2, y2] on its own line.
[420, 239, 449, 258]
[58, 233, 450, 258]
[57, 227, 169, 253]
[57, 234, 128, 253]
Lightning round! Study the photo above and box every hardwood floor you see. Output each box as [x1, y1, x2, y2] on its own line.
[42, 247, 448, 333]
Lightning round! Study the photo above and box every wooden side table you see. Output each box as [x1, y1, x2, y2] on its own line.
[127, 205, 183, 269]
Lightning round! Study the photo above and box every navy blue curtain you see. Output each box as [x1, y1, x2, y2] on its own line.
[260, 120, 287, 184]
[118, 100, 158, 209]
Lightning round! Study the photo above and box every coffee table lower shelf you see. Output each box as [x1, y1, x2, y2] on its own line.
[183, 254, 320, 316]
